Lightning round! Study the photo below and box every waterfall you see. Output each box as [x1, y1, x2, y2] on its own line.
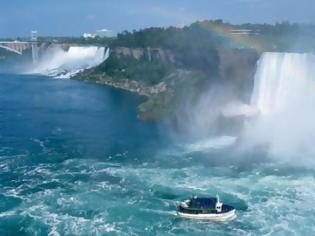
[251, 52, 315, 115]
[245, 52, 315, 161]
[28, 46, 109, 78]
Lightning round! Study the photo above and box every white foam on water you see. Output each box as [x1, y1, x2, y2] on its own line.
[140, 208, 177, 216]
[48, 227, 60, 236]
[182, 136, 237, 153]
[1, 157, 315, 235]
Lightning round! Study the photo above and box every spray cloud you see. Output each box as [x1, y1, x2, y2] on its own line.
[243, 52, 315, 163]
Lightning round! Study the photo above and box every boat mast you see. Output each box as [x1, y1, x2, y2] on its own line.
[216, 194, 223, 213]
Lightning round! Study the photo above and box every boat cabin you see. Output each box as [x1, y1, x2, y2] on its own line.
[178, 195, 234, 215]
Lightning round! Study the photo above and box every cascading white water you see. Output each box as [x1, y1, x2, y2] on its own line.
[251, 53, 315, 114]
[245, 52, 315, 162]
[29, 46, 109, 78]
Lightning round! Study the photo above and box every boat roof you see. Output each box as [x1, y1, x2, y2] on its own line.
[189, 197, 217, 208]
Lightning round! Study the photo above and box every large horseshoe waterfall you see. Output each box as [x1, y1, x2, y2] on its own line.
[246, 52, 315, 160]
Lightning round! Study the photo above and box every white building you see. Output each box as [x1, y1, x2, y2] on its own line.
[83, 29, 115, 39]
[83, 33, 96, 39]
[229, 29, 259, 36]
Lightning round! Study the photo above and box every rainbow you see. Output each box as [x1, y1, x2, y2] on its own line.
[196, 21, 266, 53]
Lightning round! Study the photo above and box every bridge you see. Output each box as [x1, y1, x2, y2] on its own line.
[0, 31, 39, 63]
[0, 41, 31, 55]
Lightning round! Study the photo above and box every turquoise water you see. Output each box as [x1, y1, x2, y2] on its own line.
[0, 72, 314, 235]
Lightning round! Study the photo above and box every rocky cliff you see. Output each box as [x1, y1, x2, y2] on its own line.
[74, 46, 259, 121]
[112, 47, 175, 63]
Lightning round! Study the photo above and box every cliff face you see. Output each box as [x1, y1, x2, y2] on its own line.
[112, 47, 175, 63]
[109, 46, 259, 101]
[74, 46, 260, 121]
[111, 47, 258, 86]
[218, 48, 259, 100]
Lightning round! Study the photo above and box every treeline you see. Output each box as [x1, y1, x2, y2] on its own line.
[37, 36, 115, 46]
[95, 19, 315, 87]
[111, 20, 315, 52]
[97, 56, 175, 86]
[4, 19, 315, 52]
[111, 21, 225, 51]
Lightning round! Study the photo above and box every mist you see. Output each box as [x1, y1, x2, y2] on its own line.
[240, 52, 315, 165]
[170, 51, 315, 167]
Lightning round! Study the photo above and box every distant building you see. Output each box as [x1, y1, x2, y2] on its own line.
[31, 30, 38, 41]
[229, 29, 259, 36]
[95, 29, 115, 38]
[83, 33, 96, 39]
[83, 29, 115, 39]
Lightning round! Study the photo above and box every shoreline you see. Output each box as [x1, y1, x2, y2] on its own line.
[73, 71, 172, 121]
[73, 71, 168, 98]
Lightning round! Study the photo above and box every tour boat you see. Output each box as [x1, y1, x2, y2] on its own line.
[177, 194, 236, 221]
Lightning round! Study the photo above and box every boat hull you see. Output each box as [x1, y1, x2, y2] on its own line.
[177, 209, 236, 221]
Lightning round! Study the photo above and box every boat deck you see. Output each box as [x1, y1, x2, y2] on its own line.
[178, 197, 234, 214]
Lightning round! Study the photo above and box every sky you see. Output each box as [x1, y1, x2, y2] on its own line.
[0, 0, 314, 37]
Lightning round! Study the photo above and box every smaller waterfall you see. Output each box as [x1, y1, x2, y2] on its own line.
[29, 46, 109, 78]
